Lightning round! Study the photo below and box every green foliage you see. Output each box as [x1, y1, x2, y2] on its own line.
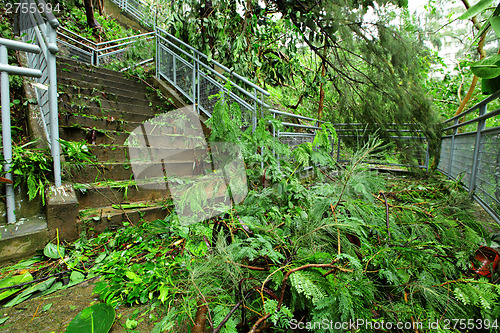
[62, 6, 139, 42]
[65, 303, 115, 333]
[161, 0, 438, 152]
[6, 142, 52, 203]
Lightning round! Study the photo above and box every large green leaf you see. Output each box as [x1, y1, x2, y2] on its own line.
[490, 16, 500, 37]
[4, 277, 56, 307]
[44, 242, 65, 259]
[481, 76, 500, 94]
[472, 3, 500, 44]
[471, 55, 500, 79]
[459, 0, 494, 20]
[0, 272, 33, 302]
[65, 303, 115, 333]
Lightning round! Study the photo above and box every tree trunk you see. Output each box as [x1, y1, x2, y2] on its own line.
[93, 0, 103, 16]
[455, 0, 486, 116]
[83, 0, 101, 29]
[200, 0, 214, 50]
[317, 46, 327, 120]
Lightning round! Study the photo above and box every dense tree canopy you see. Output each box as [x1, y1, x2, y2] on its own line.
[159, 0, 440, 160]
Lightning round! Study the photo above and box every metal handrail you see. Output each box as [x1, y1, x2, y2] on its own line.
[19, 0, 61, 196]
[57, 28, 154, 67]
[270, 109, 323, 123]
[156, 28, 269, 96]
[438, 91, 500, 224]
[443, 90, 500, 124]
[0, 37, 43, 224]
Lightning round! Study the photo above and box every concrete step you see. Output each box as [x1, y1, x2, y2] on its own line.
[57, 57, 132, 78]
[59, 90, 162, 109]
[59, 113, 140, 133]
[75, 180, 172, 209]
[65, 160, 212, 183]
[88, 145, 209, 162]
[79, 201, 170, 233]
[60, 126, 206, 147]
[57, 60, 145, 90]
[59, 95, 166, 114]
[58, 77, 149, 100]
[59, 102, 162, 121]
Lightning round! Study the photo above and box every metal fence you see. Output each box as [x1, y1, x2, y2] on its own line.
[438, 90, 500, 224]
[18, 0, 61, 191]
[56, 27, 155, 68]
[156, 27, 269, 130]
[1, 37, 45, 224]
[271, 109, 321, 146]
[334, 123, 429, 169]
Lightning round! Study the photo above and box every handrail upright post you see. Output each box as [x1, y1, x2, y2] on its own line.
[447, 118, 459, 180]
[0, 45, 16, 223]
[252, 88, 257, 133]
[469, 104, 487, 194]
[155, 28, 159, 78]
[337, 135, 341, 163]
[47, 23, 61, 187]
[192, 51, 197, 114]
[173, 54, 176, 85]
[424, 141, 430, 172]
[197, 53, 201, 115]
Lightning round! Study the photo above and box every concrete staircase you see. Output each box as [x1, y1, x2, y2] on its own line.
[56, 57, 197, 232]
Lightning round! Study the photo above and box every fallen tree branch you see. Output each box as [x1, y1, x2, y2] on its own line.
[0, 270, 72, 292]
[212, 291, 254, 333]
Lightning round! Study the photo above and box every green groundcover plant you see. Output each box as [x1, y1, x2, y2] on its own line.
[0, 98, 499, 333]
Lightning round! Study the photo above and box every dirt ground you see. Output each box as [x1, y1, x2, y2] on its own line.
[0, 278, 162, 333]
[0, 179, 498, 333]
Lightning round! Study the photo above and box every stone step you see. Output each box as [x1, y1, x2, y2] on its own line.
[59, 102, 162, 121]
[58, 77, 149, 100]
[57, 57, 131, 78]
[57, 59, 145, 90]
[65, 160, 212, 183]
[58, 90, 162, 109]
[88, 145, 209, 163]
[74, 180, 172, 209]
[79, 201, 170, 233]
[60, 114, 140, 133]
[60, 126, 206, 147]
[59, 95, 165, 114]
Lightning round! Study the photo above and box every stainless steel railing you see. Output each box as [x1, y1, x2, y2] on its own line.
[56, 26, 155, 68]
[155, 27, 269, 131]
[334, 123, 429, 169]
[0, 38, 43, 224]
[438, 90, 500, 224]
[19, 0, 61, 189]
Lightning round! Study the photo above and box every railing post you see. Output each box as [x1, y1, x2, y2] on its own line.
[47, 24, 61, 188]
[173, 55, 176, 86]
[424, 140, 430, 172]
[469, 104, 487, 194]
[337, 135, 341, 163]
[155, 28, 159, 79]
[252, 88, 257, 133]
[192, 51, 197, 114]
[447, 118, 459, 180]
[0, 45, 16, 223]
[95, 49, 99, 67]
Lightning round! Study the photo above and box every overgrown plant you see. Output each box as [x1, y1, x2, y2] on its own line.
[0, 99, 499, 332]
